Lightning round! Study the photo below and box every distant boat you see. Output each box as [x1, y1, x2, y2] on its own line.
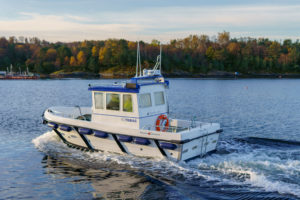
[0, 65, 39, 80]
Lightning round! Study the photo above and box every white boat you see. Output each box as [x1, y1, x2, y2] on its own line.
[42, 43, 222, 161]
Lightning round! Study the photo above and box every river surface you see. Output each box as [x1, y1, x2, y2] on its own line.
[1, 78, 300, 200]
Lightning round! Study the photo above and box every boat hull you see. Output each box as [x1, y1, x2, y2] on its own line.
[47, 123, 221, 161]
[43, 107, 222, 161]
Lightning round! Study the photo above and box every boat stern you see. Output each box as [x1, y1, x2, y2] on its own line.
[178, 122, 222, 161]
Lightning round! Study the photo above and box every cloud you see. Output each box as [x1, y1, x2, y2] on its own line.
[0, 12, 143, 41]
[0, 4, 299, 42]
[64, 15, 94, 22]
[2, 12, 141, 32]
[101, 5, 300, 29]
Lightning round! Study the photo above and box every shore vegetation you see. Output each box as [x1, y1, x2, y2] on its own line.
[0, 32, 299, 76]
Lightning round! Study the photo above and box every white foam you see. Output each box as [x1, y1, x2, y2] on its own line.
[32, 131, 63, 151]
[188, 142, 300, 197]
[248, 171, 300, 196]
[32, 132, 300, 198]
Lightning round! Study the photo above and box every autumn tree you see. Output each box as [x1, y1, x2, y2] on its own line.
[91, 46, 98, 57]
[45, 48, 57, 61]
[70, 56, 77, 66]
[218, 31, 230, 46]
[0, 33, 300, 75]
[77, 51, 86, 66]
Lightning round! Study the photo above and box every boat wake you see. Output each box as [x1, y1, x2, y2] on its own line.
[189, 139, 300, 198]
[33, 132, 300, 199]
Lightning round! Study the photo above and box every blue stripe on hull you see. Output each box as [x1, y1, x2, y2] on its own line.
[92, 112, 167, 119]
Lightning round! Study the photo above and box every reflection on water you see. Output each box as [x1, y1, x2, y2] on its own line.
[42, 155, 155, 200]
[42, 156, 151, 200]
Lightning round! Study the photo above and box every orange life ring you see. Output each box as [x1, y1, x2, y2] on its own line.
[156, 114, 169, 132]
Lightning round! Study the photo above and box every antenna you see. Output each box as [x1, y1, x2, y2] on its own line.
[153, 42, 162, 72]
[139, 43, 142, 77]
[135, 41, 142, 77]
[135, 41, 139, 77]
[160, 42, 162, 72]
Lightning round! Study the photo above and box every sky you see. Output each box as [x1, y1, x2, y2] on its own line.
[0, 0, 299, 43]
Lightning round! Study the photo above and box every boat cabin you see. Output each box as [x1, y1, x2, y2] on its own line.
[88, 75, 169, 130]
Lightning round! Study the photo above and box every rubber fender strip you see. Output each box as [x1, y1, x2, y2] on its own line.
[112, 134, 127, 153]
[154, 140, 167, 157]
[53, 129, 67, 143]
[74, 127, 94, 150]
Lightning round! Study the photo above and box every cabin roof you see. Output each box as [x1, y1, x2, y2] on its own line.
[88, 75, 169, 93]
[130, 75, 163, 81]
[88, 85, 140, 93]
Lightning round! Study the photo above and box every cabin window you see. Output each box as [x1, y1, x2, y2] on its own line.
[106, 93, 120, 111]
[94, 92, 104, 109]
[123, 94, 133, 112]
[154, 91, 165, 105]
[139, 93, 152, 108]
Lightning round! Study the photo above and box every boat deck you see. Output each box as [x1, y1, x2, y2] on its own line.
[46, 106, 214, 134]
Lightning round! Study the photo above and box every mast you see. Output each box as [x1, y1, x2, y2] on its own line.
[159, 43, 162, 73]
[139, 43, 142, 77]
[135, 41, 142, 77]
[135, 42, 139, 77]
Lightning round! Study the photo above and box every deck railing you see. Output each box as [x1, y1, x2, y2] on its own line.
[142, 121, 211, 133]
[47, 109, 77, 119]
[142, 125, 189, 133]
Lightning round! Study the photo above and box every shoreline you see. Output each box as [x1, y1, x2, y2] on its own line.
[4, 71, 300, 80]
[44, 71, 300, 79]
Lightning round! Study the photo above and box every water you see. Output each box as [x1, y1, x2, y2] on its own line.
[1, 79, 300, 199]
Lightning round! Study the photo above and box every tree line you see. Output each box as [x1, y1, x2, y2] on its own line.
[0, 32, 299, 75]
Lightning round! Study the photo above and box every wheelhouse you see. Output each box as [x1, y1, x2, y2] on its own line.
[89, 76, 169, 129]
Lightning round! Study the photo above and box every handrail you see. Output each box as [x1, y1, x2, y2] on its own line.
[48, 109, 76, 119]
[89, 82, 126, 88]
[75, 105, 86, 121]
[141, 125, 189, 133]
[47, 107, 84, 119]
[141, 121, 210, 133]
